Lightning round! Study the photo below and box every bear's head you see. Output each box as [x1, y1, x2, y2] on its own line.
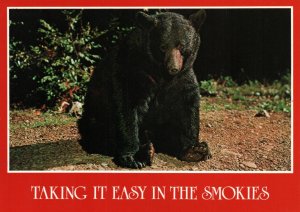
[136, 10, 206, 77]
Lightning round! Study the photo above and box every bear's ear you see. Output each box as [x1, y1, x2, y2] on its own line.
[189, 9, 206, 32]
[136, 12, 158, 29]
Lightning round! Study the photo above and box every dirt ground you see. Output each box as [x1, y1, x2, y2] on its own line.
[9, 109, 291, 172]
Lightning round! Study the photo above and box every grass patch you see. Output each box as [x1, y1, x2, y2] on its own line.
[200, 74, 291, 113]
[10, 110, 77, 132]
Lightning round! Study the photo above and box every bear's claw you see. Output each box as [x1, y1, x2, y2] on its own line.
[180, 141, 212, 162]
[115, 155, 147, 169]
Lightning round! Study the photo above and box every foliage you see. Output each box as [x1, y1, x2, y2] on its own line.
[107, 18, 135, 44]
[199, 79, 217, 96]
[10, 10, 108, 107]
[9, 21, 31, 74]
[9, 21, 37, 106]
[31, 10, 106, 105]
[219, 76, 238, 87]
[10, 10, 137, 108]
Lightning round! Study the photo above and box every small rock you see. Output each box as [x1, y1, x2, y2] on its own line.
[101, 162, 108, 167]
[239, 164, 245, 168]
[189, 167, 198, 171]
[151, 165, 159, 169]
[259, 139, 268, 144]
[241, 161, 257, 169]
[221, 149, 242, 157]
[255, 110, 270, 118]
[251, 148, 259, 151]
[264, 144, 274, 151]
[69, 101, 83, 117]
[206, 123, 213, 128]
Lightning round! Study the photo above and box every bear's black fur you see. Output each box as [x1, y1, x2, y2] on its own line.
[78, 10, 211, 169]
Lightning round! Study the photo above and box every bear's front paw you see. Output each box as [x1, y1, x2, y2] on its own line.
[114, 155, 146, 169]
[180, 141, 212, 162]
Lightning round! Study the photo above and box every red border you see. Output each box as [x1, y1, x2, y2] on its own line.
[1, 0, 299, 211]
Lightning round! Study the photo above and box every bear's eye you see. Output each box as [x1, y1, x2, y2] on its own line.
[176, 44, 184, 55]
[185, 48, 192, 56]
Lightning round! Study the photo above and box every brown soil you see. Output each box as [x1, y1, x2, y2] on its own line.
[9, 110, 291, 172]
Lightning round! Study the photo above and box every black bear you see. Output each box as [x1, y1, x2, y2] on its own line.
[78, 10, 211, 169]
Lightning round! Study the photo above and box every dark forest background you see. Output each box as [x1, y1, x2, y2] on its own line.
[9, 9, 291, 108]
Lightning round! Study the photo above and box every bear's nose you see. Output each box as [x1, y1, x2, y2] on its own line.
[169, 68, 179, 75]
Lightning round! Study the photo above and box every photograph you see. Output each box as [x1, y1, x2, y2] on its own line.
[1, 0, 300, 211]
[9, 8, 291, 172]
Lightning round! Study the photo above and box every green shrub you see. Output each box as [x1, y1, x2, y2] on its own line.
[220, 76, 238, 87]
[10, 10, 137, 108]
[30, 10, 107, 105]
[9, 21, 36, 106]
[199, 79, 217, 96]
[10, 10, 111, 107]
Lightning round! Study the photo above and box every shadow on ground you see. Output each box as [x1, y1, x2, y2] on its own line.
[9, 140, 187, 171]
[9, 140, 114, 170]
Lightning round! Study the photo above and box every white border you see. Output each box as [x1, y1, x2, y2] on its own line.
[7, 6, 294, 174]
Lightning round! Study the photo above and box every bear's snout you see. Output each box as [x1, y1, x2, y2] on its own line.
[165, 48, 183, 75]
